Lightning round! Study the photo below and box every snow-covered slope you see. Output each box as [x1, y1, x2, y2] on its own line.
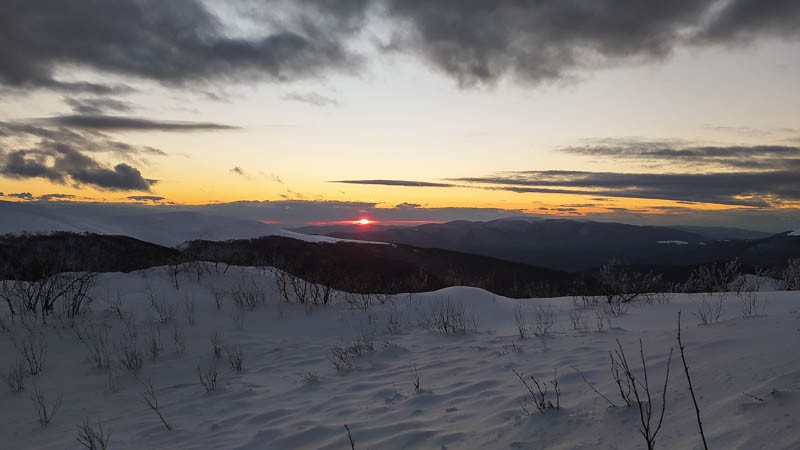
[1, 265, 799, 449]
[790, 229, 800, 237]
[0, 201, 369, 247]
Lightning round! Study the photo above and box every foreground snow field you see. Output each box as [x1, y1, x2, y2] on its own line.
[1, 265, 799, 449]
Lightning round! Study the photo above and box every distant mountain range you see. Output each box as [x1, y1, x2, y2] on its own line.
[295, 219, 797, 272]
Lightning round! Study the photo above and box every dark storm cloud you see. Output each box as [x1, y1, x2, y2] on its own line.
[396, 202, 422, 209]
[382, 0, 800, 86]
[3, 1, 799, 92]
[40, 115, 238, 132]
[282, 91, 340, 107]
[63, 97, 134, 115]
[0, 121, 158, 191]
[455, 169, 800, 207]
[0, 0, 364, 93]
[39, 193, 76, 201]
[332, 179, 455, 187]
[559, 142, 800, 170]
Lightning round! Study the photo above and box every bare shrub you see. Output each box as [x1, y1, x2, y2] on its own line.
[183, 295, 196, 326]
[76, 417, 111, 450]
[513, 305, 528, 339]
[140, 379, 172, 431]
[148, 328, 162, 361]
[106, 366, 120, 393]
[173, 327, 186, 354]
[595, 309, 613, 332]
[104, 290, 125, 320]
[739, 291, 766, 318]
[120, 342, 144, 373]
[329, 333, 375, 371]
[385, 303, 403, 335]
[225, 345, 244, 372]
[613, 339, 673, 450]
[3, 357, 26, 392]
[15, 332, 48, 375]
[780, 258, 800, 291]
[684, 259, 741, 294]
[512, 368, 560, 414]
[210, 332, 224, 359]
[571, 294, 599, 310]
[692, 294, 725, 325]
[411, 363, 421, 393]
[197, 363, 219, 392]
[421, 298, 477, 335]
[532, 305, 556, 337]
[148, 289, 176, 325]
[598, 259, 661, 304]
[81, 322, 111, 369]
[298, 370, 319, 383]
[30, 385, 63, 427]
[677, 312, 709, 450]
[569, 308, 589, 332]
[231, 277, 266, 310]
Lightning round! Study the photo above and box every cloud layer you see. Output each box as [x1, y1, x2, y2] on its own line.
[2, 1, 798, 92]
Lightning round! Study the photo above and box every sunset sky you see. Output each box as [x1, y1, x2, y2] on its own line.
[1, 1, 799, 230]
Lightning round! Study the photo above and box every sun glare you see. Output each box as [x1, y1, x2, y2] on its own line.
[356, 218, 372, 225]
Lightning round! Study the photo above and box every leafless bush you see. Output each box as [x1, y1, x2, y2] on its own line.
[385, 303, 403, 335]
[3, 357, 26, 392]
[601, 297, 630, 317]
[532, 305, 556, 337]
[225, 345, 244, 372]
[598, 260, 661, 305]
[1, 272, 96, 325]
[411, 363, 421, 393]
[76, 417, 111, 450]
[513, 305, 529, 339]
[614, 339, 673, 450]
[148, 288, 176, 325]
[421, 298, 477, 335]
[183, 295, 196, 326]
[692, 293, 725, 325]
[148, 328, 162, 361]
[15, 332, 48, 375]
[103, 291, 124, 320]
[30, 385, 63, 427]
[120, 342, 144, 373]
[197, 362, 219, 392]
[571, 294, 599, 310]
[684, 259, 741, 294]
[106, 366, 120, 393]
[512, 368, 560, 414]
[739, 291, 766, 318]
[595, 309, 613, 332]
[298, 370, 319, 383]
[166, 264, 181, 291]
[569, 308, 589, 332]
[231, 277, 267, 310]
[781, 258, 800, 290]
[140, 379, 172, 431]
[173, 327, 186, 354]
[82, 322, 111, 369]
[210, 332, 224, 359]
[329, 333, 375, 371]
[210, 288, 225, 310]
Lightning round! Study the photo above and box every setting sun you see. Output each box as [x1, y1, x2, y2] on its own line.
[356, 218, 373, 225]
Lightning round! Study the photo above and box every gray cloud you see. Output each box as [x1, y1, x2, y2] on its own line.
[7, 192, 34, 201]
[63, 97, 134, 115]
[455, 169, 800, 207]
[0, 121, 157, 191]
[396, 202, 422, 209]
[127, 195, 166, 203]
[3, 1, 799, 93]
[39, 193, 76, 201]
[383, 0, 800, 87]
[231, 167, 246, 176]
[559, 142, 800, 171]
[0, 0, 364, 93]
[282, 91, 340, 107]
[40, 115, 238, 132]
[332, 179, 455, 187]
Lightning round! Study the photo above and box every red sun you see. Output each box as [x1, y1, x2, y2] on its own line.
[355, 218, 373, 225]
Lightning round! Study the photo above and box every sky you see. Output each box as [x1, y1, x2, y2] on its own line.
[1, 1, 799, 230]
